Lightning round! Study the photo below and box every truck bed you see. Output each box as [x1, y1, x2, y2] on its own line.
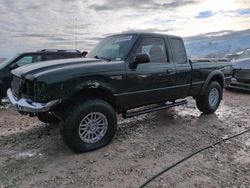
[189, 60, 232, 96]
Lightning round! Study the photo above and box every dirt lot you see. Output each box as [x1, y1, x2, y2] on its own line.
[0, 90, 249, 188]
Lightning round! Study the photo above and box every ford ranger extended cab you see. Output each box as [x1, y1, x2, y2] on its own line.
[7, 33, 233, 153]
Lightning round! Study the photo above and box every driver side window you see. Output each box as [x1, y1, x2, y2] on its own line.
[136, 37, 168, 63]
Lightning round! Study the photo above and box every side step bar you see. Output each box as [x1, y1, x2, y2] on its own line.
[122, 100, 187, 118]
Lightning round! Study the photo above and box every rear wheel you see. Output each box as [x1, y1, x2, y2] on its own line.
[61, 99, 117, 153]
[196, 81, 222, 114]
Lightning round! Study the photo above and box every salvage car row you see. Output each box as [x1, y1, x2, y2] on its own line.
[227, 49, 250, 91]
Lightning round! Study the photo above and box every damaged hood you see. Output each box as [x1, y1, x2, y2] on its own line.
[11, 58, 125, 82]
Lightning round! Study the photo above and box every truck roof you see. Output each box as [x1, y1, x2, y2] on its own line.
[111, 32, 182, 39]
[18, 49, 81, 55]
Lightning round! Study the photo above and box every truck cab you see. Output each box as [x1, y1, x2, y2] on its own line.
[119, 33, 192, 108]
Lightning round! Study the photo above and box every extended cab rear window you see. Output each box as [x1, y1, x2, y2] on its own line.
[170, 38, 187, 64]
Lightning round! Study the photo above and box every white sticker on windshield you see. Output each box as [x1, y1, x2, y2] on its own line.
[115, 35, 133, 43]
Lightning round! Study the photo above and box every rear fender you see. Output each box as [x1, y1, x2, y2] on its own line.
[200, 70, 224, 95]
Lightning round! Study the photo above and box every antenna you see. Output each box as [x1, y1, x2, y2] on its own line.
[75, 17, 77, 49]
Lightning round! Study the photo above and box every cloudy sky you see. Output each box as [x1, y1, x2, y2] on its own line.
[0, 0, 250, 57]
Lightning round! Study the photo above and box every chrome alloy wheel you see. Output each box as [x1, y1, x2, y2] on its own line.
[208, 88, 219, 107]
[78, 112, 108, 143]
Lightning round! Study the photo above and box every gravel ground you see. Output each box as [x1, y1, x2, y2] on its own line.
[0, 90, 249, 188]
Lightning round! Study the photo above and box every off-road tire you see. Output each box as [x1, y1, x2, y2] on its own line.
[61, 99, 117, 153]
[36, 112, 59, 123]
[196, 81, 222, 114]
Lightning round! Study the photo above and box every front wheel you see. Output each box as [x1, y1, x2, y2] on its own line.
[196, 81, 222, 114]
[61, 99, 117, 153]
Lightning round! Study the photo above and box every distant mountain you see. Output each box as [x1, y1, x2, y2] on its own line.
[0, 58, 6, 63]
[183, 29, 250, 58]
[0, 29, 249, 60]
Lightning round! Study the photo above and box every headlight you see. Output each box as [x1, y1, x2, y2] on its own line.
[34, 81, 50, 102]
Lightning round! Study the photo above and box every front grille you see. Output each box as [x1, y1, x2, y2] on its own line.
[11, 76, 35, 100]
[11, 76, 22, 99]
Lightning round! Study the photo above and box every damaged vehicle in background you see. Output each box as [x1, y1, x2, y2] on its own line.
[0, 49, 82, 104]
[228, 49, 250, 91]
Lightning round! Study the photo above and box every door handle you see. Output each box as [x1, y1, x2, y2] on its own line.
[166, 69, 174, 74]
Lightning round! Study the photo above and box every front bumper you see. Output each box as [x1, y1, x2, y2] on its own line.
[228, 78, 250, 91]
[7, 88, 60, 113]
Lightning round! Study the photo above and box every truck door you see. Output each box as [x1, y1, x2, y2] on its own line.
[169, 37, 192, 98]
[124, 36, 176, 109]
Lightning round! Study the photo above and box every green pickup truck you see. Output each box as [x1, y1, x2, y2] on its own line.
[7, 33, 233, 152]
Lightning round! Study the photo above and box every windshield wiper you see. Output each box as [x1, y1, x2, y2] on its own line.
[94, 55, 111, 62]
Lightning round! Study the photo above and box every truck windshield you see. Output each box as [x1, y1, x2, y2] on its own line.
[0, 54, 19, 69]
[88, 34, 137, 61]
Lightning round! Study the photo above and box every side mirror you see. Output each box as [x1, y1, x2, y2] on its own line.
[131, 53, 150, 68]
[82, 51, 88, 58]
[9, 63, 18, 70]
